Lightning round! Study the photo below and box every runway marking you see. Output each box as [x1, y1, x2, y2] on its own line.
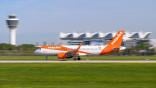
[0, 60, 156, 63]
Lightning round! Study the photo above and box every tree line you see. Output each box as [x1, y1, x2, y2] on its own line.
[0, 43, 36, 56]
[0, 43, 36, 50]
[120, 41, 155, 55]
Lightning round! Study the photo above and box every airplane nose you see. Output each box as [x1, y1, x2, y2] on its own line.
[34, 49, 42, 54]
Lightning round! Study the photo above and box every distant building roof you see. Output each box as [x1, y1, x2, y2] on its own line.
[60, 32, 151, 40]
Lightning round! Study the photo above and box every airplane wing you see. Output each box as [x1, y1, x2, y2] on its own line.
[57, 43, 82, 60]
[65, 43, 82, 57]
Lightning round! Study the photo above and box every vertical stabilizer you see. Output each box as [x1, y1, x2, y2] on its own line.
[100, 29, 125, 55]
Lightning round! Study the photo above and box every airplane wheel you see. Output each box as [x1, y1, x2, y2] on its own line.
[77, 56, 81, 60]
[73, 56, 81, 60]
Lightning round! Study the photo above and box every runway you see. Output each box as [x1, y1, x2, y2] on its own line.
[0, 60, 156, 63]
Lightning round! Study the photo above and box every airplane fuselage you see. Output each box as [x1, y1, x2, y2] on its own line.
[34, 45, 106, 56]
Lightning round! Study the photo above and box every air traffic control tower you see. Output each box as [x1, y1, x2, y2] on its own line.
[6, 15, 19, 45]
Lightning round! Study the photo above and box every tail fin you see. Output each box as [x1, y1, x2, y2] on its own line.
[100, 29, 125, 55]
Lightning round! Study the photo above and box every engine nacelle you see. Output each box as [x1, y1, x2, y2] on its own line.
[57, 51, 75, 60]
[57, 52, 67, 60]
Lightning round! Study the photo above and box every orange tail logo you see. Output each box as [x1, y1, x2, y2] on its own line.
[100, 29, 125, 55]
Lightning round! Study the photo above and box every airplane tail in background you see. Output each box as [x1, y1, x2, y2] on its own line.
[100, 29, 125, 55]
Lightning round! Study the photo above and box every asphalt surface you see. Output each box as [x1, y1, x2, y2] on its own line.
[0, 60, 156, 63]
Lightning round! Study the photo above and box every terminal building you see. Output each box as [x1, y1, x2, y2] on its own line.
[59, 32, 152, 48]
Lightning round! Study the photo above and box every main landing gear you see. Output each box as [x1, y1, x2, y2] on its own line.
[73, 55, 81, 60]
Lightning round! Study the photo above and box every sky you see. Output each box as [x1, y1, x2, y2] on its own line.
[0, 0, 156, 44]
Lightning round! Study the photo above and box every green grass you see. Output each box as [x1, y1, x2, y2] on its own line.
[0, 63, 156, 88]
[0, 55, 156, 60]
[82, 55, 156, 60]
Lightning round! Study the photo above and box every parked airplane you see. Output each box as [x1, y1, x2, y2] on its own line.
[34, 30, 126, 60]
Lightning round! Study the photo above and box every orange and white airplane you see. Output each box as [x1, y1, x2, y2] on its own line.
[34, 30, 126, 60]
